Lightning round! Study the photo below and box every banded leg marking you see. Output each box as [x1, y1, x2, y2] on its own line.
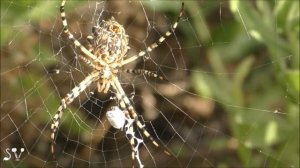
[78, 55, 97, 69]
[121, 3, 184, 66]
[111, 77, 172, 156]
[87, 35, 94, 45]
[51, 71, 100, 156]
[129, 123, 136, 167]
[60, 0, 105, 66]
[124, 69, 168, 81]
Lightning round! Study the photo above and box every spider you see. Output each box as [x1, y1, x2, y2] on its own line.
[51, 0, 184, 166]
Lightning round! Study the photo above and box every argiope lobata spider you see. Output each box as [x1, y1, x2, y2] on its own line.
[51, 0, 184, 166]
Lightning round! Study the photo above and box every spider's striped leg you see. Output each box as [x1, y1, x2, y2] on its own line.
[120, 3, 184, 66]
[87, 35, 94, 53]
[130, 134, 135, 168]
[87, 26, 99, 48]
[50, 71, 100, 157]
[78, 54, 97, 69]
[87, 35, 94, 46]
[109, 78, 137, 165]
[124, 69, 168, 81]
[126, 120, 136, 168]
[111, 77, 172, 156]
[60, 0, 105, 66]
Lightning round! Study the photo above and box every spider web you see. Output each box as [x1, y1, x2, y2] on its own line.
[1, 0, 299, 168]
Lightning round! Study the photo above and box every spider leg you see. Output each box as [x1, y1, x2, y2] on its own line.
[120, 3, 184, 66]
[78, 54, 97, 69]
[128, 123, 136, 168]
[87, 35, 95, 53]
[88, 26, 102, 54]
[51, 71, 100, 157]
[92, 26, 99, 37]
[111, 77, 172, 156]
[124, 69, 168, 81]
[87, 35, 94, 46]
[60, 0, 106, 66]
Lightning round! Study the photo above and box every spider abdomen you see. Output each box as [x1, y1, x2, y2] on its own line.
[93, 17, 129, 64]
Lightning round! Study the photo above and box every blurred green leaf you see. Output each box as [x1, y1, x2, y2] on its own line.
[285, 69, 300, 94]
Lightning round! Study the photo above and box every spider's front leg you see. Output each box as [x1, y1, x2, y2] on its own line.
[50, 70, 100, 157]
[80, 33, 98, 68]
[120, 3, 184, 66]
[60, 0, 106, 66]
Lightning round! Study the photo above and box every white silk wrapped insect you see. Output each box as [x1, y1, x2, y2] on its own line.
[106, 106, 126, 129]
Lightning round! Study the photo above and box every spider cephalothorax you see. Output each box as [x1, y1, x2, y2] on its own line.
[52, 0, 184, 167]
